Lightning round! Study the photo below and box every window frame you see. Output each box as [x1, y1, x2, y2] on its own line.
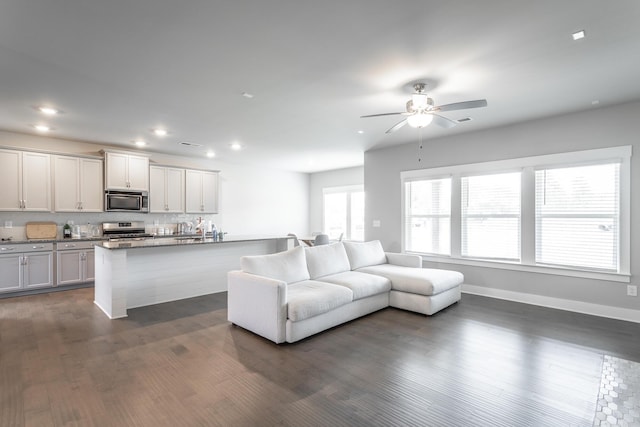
[322, 184, 365, 241]
[400, 146, 631, 283]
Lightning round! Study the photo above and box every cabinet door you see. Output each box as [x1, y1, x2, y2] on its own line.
[201, 171, 219, 213]
[149, 166, 167, 212]
[54, 156, 81, 212]
[0, 150, 22, 211]
[80, 159, 103, 211]
[185, 170, 203, 213]
[57, 250, 83, 285]
[166, 168, 185, 212]
[84, 250, 95, 282]
[105, 152, 129, 190]
[23, 252, 53, 289]
[127, 155, 149, 191]
[22, 152, 51, 211]
[0, 254, 21, 293]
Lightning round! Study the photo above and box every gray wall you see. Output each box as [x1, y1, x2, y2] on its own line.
[308, 166, 364, 234]
[365, 101, 640, 312]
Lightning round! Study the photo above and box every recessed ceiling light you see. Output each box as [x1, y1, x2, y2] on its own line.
[572, 30, 585, 41]
[153, 128, 168, 137]
[36, 106, 61, 115]
[357, 130, 364, 134]
[230, 142, 243, 151]
[134, 140, 147, 147]
[241, 92, 254, 99]
[592, 100, 600, 105]
[33, 124, 52, 132]
[206, 151, 216, 158]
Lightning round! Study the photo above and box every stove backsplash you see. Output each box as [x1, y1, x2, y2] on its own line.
[0, 211, 219, 241]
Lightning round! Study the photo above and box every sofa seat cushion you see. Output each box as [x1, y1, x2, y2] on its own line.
[304, 242, 351, 279]
[357, 264, 463, 296]
[343, 240, 387, 270]
[318, 271, 391, 301]
[287, 280, 353, 322]
[241, 245, 310, 284]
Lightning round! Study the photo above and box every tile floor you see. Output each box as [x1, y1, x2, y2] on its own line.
[594, 355, 640, 427]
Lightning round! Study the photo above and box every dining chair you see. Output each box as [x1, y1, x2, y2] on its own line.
[313, 234, 330, 246]
[287, 233, 303, 247]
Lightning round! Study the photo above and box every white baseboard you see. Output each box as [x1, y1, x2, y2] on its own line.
[462, 284, 640, 324]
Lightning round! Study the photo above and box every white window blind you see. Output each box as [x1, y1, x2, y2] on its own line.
[461, 172, 521, 261]
[535, 162, 620, 271]
[404, 178, 451, 255]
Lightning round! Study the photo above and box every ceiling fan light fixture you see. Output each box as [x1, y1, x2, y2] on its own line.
[407, 113, 433, 128]
[412, 93, 428, 110]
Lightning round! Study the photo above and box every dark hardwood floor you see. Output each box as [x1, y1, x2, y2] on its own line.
[1, 288, 638, 427]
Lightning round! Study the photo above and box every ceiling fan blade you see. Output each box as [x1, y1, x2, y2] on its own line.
[436, 99, 487, 112]
[385, 119, 408, 134]
[432, 114, 458, 129]
[360, 112, 404, 118]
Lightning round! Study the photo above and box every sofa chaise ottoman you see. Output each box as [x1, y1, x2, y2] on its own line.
[227, 240, 463, 343]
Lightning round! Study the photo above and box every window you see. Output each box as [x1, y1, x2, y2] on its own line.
[535, 163, 619, 271]
[323, 185, 364, 241]
[404, 178, 451, 255]
[400, 146, 631, 281]
[461, 172, 521, 261]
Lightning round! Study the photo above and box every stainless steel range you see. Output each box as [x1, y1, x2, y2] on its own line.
[102, 221, 153, 241]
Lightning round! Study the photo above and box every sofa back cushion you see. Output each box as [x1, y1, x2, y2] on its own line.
[343, 240, 387, 270]
[304, 242, 351, 279]
[241, 245, 310, 284]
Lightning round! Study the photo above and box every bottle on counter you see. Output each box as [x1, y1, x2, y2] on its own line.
[63, 222, 72, 238]
[211, 223, 217, 240]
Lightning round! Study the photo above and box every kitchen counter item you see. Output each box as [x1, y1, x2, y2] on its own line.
[25, 222, 58, 239]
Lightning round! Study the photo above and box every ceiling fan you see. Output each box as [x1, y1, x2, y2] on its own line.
[361, 83, 487, 134]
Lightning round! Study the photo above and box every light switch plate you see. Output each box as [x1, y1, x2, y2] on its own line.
[627, 285, 638, 297]
[4, 221, 11, 228]
[372, 220, 381, 228]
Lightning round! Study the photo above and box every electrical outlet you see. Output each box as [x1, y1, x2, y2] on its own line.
[372, 220, 381, 228]
[3, 221, 11, 228]
[627, 285, 638, 297]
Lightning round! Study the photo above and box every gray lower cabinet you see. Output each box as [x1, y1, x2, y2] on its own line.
[0, 243, 54, 293]
[56, 241, 95, 285]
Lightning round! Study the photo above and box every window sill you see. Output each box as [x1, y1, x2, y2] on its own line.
[410, 253, 631, 283]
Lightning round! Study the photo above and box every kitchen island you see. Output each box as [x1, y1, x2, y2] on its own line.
[94, 235, 293, 318]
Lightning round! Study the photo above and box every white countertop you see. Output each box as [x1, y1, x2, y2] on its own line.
[96, 235, 293, 250]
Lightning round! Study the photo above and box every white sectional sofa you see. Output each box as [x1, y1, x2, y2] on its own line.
[227, 240, 463, 343]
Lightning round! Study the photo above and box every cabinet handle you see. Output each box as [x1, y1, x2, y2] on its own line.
[65, 244, 76, 248]
[1, 247, 15, 251]
[32, 245, 45, 249]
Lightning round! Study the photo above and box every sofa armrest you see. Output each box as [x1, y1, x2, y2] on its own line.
[385, 252, 422, 268]
[227, 270, 288, 344]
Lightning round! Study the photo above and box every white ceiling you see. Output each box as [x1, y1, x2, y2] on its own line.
[1, 0, 639, 173]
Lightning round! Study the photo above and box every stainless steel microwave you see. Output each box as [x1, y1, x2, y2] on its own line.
[104, 190, 149, 213]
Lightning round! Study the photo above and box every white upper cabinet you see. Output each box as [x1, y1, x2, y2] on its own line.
[54, 155, 103, 212]
[150, 166, 185, 213]
[104, 151, 149, 191]
[185, 169, 219, 213]
[0, 149, 51, 212]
